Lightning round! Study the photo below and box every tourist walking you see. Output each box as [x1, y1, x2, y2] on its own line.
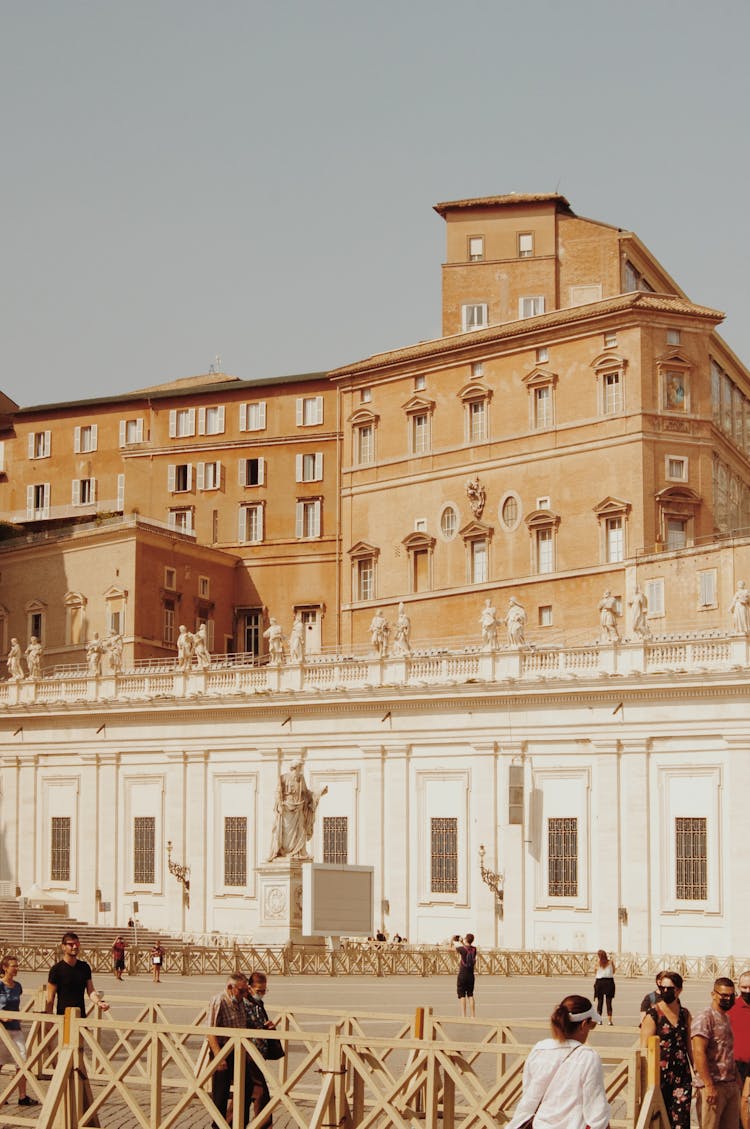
[729, 969, 750, 1087]
[691, 977, 739, 1129]
[640, 971, 668, 1023]
[46, 931, 110, 1016]
[111, 934, 126, 980]
[151, 940, 164, 983]
[454, 933, 477, 1018]
[244, 971, 278, 1126]
[506, 994, 610, 1129]
[0, 955, 37, 1106]
[640, 971, 693, 1129]
[593, 949, 616, 1025]
[205, 973, 253, 1129]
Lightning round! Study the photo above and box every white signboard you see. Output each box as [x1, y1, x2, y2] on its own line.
[302, 863, 374, 937]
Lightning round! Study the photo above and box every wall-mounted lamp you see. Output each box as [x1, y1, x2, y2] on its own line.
[166, 841, 190, 908]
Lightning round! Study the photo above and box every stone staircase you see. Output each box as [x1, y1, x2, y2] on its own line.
[0, 899, 183, 953]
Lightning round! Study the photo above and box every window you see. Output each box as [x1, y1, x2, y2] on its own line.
[72, 478, 96, 506]
[323, 816, 348, 865]
[519, 296, 545, 319]
[667, 329, 681, 346]
[28, 431, 51, 459]
[50, 817, 71, 882]
[199, 576, 210, 598]
[602, 370, 623, 414]
[461, 303, 488, 331]
[471, 362, 484, 377]
[411, 412, 430, 455]
[470, 539, 488, 584]
[169, 408, 196, 438]
[536, 347, 549, 364]
[698, 569, 717, 608]
[414, 374, 426, 391]
[623, 260, 654, 293]
[27, 483, 50, 520]
[606, 517, 624, 563]
[645, 578, 665, 617]
[439, 504, 458, 540]
[163, 598, 176, 644]
[500, 494, 521, 531]
[536, 528, 554, 573]
[548, 817, 577, 897]
[360, 387, 372, 403]
[239, 504, 264, 543]
[414, 518, 427, 533]
[666, 517, 687, 550]
[430, 817, 458, 894]
[296, 396, 323, 426]
[168, 464, 193, 493]
[604, 332, 617, 349]
[27, 604, 45, 643]
[224, 817, 247, 887]
[0, 442, 5, 474]
[133, 816, 156, 884]
[666, 456, 687, 482]
[675, 817, 707, 900]
[468, 399, 487, 443]
[518, 232, 534, 258]
[539, 605, 553, 626]
[356, 423, 374, 465]
[197, 460, 222, 490]
[168, 508, 193, 533]
[239, 457, 265, 487]
[533, 385, 552, 429]
[240, 401, 267, 432]
[238, 609, 262, 655]
[164, 567, 177, 589]
[74, 424, 97, 453]
[199, 405, 225, 435]
[117, 474, 125, 511]
[536, 496, 550, 509]
[296, 499, 321, 539]
[296, 452, 323, 483]
[357, 557, 374, 601]
[468, 235, 484, 261]
[119, 418, 144, 446]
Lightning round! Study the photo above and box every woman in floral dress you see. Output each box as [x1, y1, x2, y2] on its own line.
[640, 971, 693, 1129]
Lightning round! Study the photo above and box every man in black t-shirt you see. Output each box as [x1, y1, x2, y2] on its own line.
[46, 932, 110, 1016]
[639, 970, 666, 1024]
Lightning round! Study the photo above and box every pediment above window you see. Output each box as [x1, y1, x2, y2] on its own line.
[656, 349, 691, 369]
[459, 519, 493, 541]
[593, 496, 631, 518]
[63, 590, 88, 608]
[524, 508, 561, 529]
[522, 368, 558, 388]
[24, 598, 47, 614]
[348, 540, 380, 560]
[591, 351, 627, 372]
[401, 395, 435, 415]
[103, 585, 128, 601]
[457, 381, 492, 404]
[401, 531, 436, 551]
[655, 485, 701, 506]
[348, 407, 380, 425]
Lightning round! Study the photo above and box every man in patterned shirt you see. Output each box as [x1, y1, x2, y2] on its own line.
[692, 977, 740, 1129]
[205, 973, 252, 1129]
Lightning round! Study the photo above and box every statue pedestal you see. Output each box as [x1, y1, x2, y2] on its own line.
[255, 859, 324, 946]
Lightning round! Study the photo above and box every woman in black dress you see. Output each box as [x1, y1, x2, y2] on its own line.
[639, 971, 693, 1129]
[454, 933, 477, 1017]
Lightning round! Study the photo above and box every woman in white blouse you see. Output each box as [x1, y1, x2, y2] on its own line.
[507, 994, 611, 1129]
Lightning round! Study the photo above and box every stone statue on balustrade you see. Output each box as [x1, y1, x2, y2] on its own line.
[106, 631, 124, 674]
[479, 599, 499, 650]
[392, 602, 412, 656]
[264, 618, 285, 664]
[192, 624, 211, 670]
[289, 612, 305, 664]
[267, 760, 328, 862]
[465, 475, 486, 519]
[629, 586, 649, 639]
[25, 636, 43, 680]
[176, 625, 193, 671]
[598, 590, 620, 643]
[6, 638, 24, 681]
[730, 581, 750, 635]
[86, 633, 105, 676]
[369, 609, 389, 658]
[504, 597, 527, 647]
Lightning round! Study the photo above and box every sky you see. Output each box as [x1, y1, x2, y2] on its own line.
[2, 0, 749, 408]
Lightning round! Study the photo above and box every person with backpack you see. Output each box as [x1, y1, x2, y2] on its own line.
[454, 933, 478, 1017]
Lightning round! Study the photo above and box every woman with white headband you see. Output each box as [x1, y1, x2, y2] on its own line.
[506, 994, 611, 1129]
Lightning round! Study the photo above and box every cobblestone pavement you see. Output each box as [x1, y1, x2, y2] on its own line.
[7, 968, 718, 1128]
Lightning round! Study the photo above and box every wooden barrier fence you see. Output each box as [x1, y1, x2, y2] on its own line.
[0, 1002, 650, 1129]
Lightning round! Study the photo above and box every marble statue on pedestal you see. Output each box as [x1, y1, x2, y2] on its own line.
[730, 581, 750, 634]
[107, 631, 124, 674]
[392, 603, 412, 656]
[289, 613, 305, 664]
[369, 609, 389, 658]
[267, 761, 328, 861]
[6, 638, 24, 681]
[25, 636, 43, 680]
[504, 597, 527, 647]
[86, 633, 104, 676]
[264, 618, 285, 664]
[192, 624, 211, 670]
[598, 591, 620, 642]
[176, 625, 193, 671]
[629, 586, 649, 638]
[479, 599, 499, 650]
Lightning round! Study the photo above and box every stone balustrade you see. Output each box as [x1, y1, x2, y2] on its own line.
[1, 632, 748, 709]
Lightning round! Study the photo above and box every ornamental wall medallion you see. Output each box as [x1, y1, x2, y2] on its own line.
[264, 885, 287, 919]
[465, 475, 486, 519]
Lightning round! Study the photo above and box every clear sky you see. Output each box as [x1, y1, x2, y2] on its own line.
[2, 0, 749, 408]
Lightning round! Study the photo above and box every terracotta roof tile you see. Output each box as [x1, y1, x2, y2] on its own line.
[433, 192, 573, 216]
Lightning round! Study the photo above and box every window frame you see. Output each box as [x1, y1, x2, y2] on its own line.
[461, 303, 488, 332]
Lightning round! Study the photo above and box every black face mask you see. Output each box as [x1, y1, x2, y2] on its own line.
[718, 996, 735, 1011]
[660, 987, 677, 1004]
[741, 992, 750, 1006]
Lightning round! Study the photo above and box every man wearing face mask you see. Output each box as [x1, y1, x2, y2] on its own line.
[729, 971, 750, 1088]
[691, 977, 740, 1129]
